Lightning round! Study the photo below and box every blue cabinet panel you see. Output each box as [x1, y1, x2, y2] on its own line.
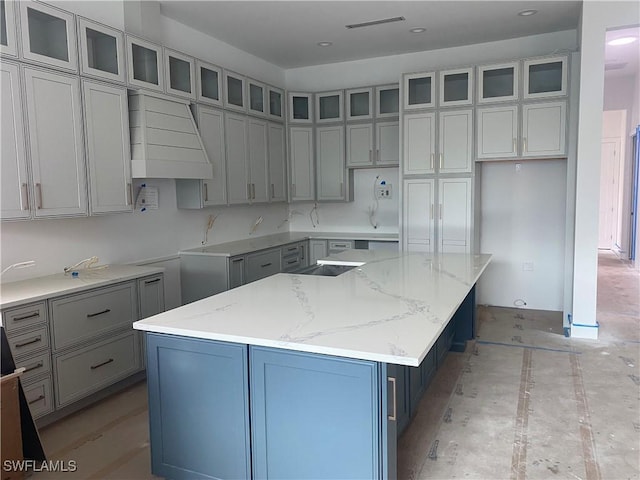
[146, 334, 251, 480]
[250, 346, 381, 479]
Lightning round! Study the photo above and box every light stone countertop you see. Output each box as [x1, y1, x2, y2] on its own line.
[134, 252, 491, 366]
[0, 265, 164, 310]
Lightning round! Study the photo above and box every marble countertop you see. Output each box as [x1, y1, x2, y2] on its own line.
[180, 231, 399, 257]
[0, 265, 164, 310]
[134, 252, 491, 366]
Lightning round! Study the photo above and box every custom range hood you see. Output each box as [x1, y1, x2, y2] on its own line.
[129, 92, 212, 179]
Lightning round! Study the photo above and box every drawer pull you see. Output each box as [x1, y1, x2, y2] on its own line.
[287, 259, 297, 265]
[388, 376, 397, 421]
[144, 278, 161, 285]
[15, 336, 41, 348]
[260, 262, 272, 268]
[232, 258, 244, 263]
[13, 312, 40, 322]
[286, 247, 297, 252]
[23, 361, 44, 373]
[28, 394, 45, 405]
[87, 308, 111, 318]
[90, 358, 114, 370]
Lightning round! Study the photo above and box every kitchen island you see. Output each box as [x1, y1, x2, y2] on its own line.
[134, 251, 491, 480]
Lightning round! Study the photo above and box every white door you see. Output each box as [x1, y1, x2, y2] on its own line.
[197, 106, 226, 206]
[1, 61, 30, 220]
[599, 140, 620, 249]
[316, 126, 345, 201]
[377, 122, 399, 166]
[248, 118, 269, 203]
[23, 67, 87, 217]
[83, 80, 132, 214]
[438, 178, 472, 253]
[289, 127, 315, 201]
[225, 112, 249, 204]
[346, 123, 373, 167]
[439, 109, 472, 173]
[268, 123, 287, 202]
[403, 112, 435, 175]
[476, 105, 518, 160]
[522, 101, 566, 158]
[403, 179, 435, 253]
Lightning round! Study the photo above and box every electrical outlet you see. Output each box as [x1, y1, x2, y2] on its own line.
[376, 184, 392, 199]
[522, 262, 534, 271]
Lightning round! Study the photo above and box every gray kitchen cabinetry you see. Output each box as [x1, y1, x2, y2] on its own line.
[309, 239, 328, 265]
[281, 242, 308, 272]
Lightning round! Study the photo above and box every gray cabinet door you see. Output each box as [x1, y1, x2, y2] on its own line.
[245, 249, 280, 283]
[138, 275, 165, 319]
[228, 255, 246, 289]
[146, 334, 251, 480]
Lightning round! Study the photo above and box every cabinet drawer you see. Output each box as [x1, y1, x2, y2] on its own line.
[3, 302, 47, 333]
[24, 376, 54, 418]
[8, 326, 49, 359]
[246, 249, 281, 283]
[281, 243, 301, 259]
[50, 282, 137, 351]
[54, 331, 141, 407]
[282, 256, 301, 272]
[328, 240, 354, 253]
[15, 351, 52, 384]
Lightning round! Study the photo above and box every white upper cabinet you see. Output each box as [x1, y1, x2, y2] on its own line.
[476, 105, 519, 160]
[82, 80, 132, 214]
[224, 70, 246, 112]
[346, 87, 372, 121]
[523, 55, 568, 99]
[439, 68, 473, 107]
[403, 112, 435, 175]
[438, 178, 472, 254]
[477, 62, 518, 104]
[126, 35, 163, 92]
[267, 86, 284, 122]
[247, 117, 269, 203]
[316, 126, 345, 201]
[19, 1, 78, 72]
[247, 79, 266, 117]
[0, 0, 18, 57]
[376, 121, 399, 166]
[521, 101, 566, 157]
[288, 92, 313, 124]
[403, 72, 435, 110]
[196, 60, 223, 107]
[267, 122, 287, 202]
[376, 84, 399, 118]
[289, 127, 314, 201]
[316, 90, 343, 123]
[164, 48, 196, 100]
[23, 67, 87, 218]
[225, 111, 249, 204]
[77, 18, 126, 84]
[403, 179, 435, 253]
[1, 61, 29, 220]
[346, 123, 373, 167]
[438, 109, 472, 174]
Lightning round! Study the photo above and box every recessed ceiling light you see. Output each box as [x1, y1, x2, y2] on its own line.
[608, 36, 637, 46]
[317, 41, 332, 47]
[410, 27, 426, 33]
[518, 9, 538, 16]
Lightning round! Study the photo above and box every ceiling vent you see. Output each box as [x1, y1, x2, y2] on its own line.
[345, 16, 405, 29]
[605, 62, 628, 71]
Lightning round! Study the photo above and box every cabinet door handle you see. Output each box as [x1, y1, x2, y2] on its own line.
[13, 311, 40, 322]
[439, 204, 443, 220]
[430, 154, 434, 170]
[232, 258, 243, 263]
[388, 376, 397, 421]
[260, 262, 272, 268]
[286, 246, 298, 252]
[15, 336, 42, 348]
[376, 149, 380, 163]
[28, 394, 45, 405]
[23, 361, 44, 373]
[247, 183, 251, 200]
[369, 149, 373, 163]
[204, 182, 209, 202]
[144, 278, 161, 285]
[523, 137, 527, 153]
[90, 358, 114, 370]
[126, 182, 132, 205]
[300, 245, 305, 261]
[513, 138, 517, 153]
[287, 259, 297, 265]
[439, 153, 443, 170]
[21, 183, 29, 210]
[252, 183, 256, 200]
[87, 308, 111, 318]
[271, 184, 275, 199]
[35, 183, 42, 209]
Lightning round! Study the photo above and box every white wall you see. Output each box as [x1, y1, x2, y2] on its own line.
[573, 1, 640, 336]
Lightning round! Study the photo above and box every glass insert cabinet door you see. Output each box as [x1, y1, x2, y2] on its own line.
[523, 56, 568, 99]
[288, 92, 313, 123]
[126, 35, 164, 92]
[439, 67, 473, 106]
[376, 84, 399, 118]
[0, 0, 18, 57]
[78, 18, 126, 84]
[18, 0, 78, 71]
[347, 88, 372, 121]
[403, 72, 435, 110]
[164, 48, 196, 100]
[224, 71, 246, 112]
[247, 79, 266, 116]
[316, 90, 343, 123]
[477, 62, 519, 104]
[196, 60, 222, 107]
[268, 87, 284, 122]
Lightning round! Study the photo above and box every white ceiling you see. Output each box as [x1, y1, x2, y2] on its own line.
[604, 27, 640, 78]
[158, 1, 582, 69]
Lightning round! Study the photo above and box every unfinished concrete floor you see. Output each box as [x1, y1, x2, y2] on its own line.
[32, 251, 639, 479]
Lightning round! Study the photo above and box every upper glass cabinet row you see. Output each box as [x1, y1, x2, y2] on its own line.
[223, 71, 284, 120]
[289, 85, 399, 124]
[404, 56, 567, 109]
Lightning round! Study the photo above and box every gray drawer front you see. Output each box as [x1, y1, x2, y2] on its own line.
[282, 256, 301, 272]
[3, 302, 47, 333]
[246, 249, 281, 283]
[54, 331, 141, 407]
[8, 326, 49, 359]
[15, 351, 52, 384]
[281, 243, 302, 259]
[50, 282, 137, 351]
[24, 376, 54, 418]
[328, 240, 354, 253]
